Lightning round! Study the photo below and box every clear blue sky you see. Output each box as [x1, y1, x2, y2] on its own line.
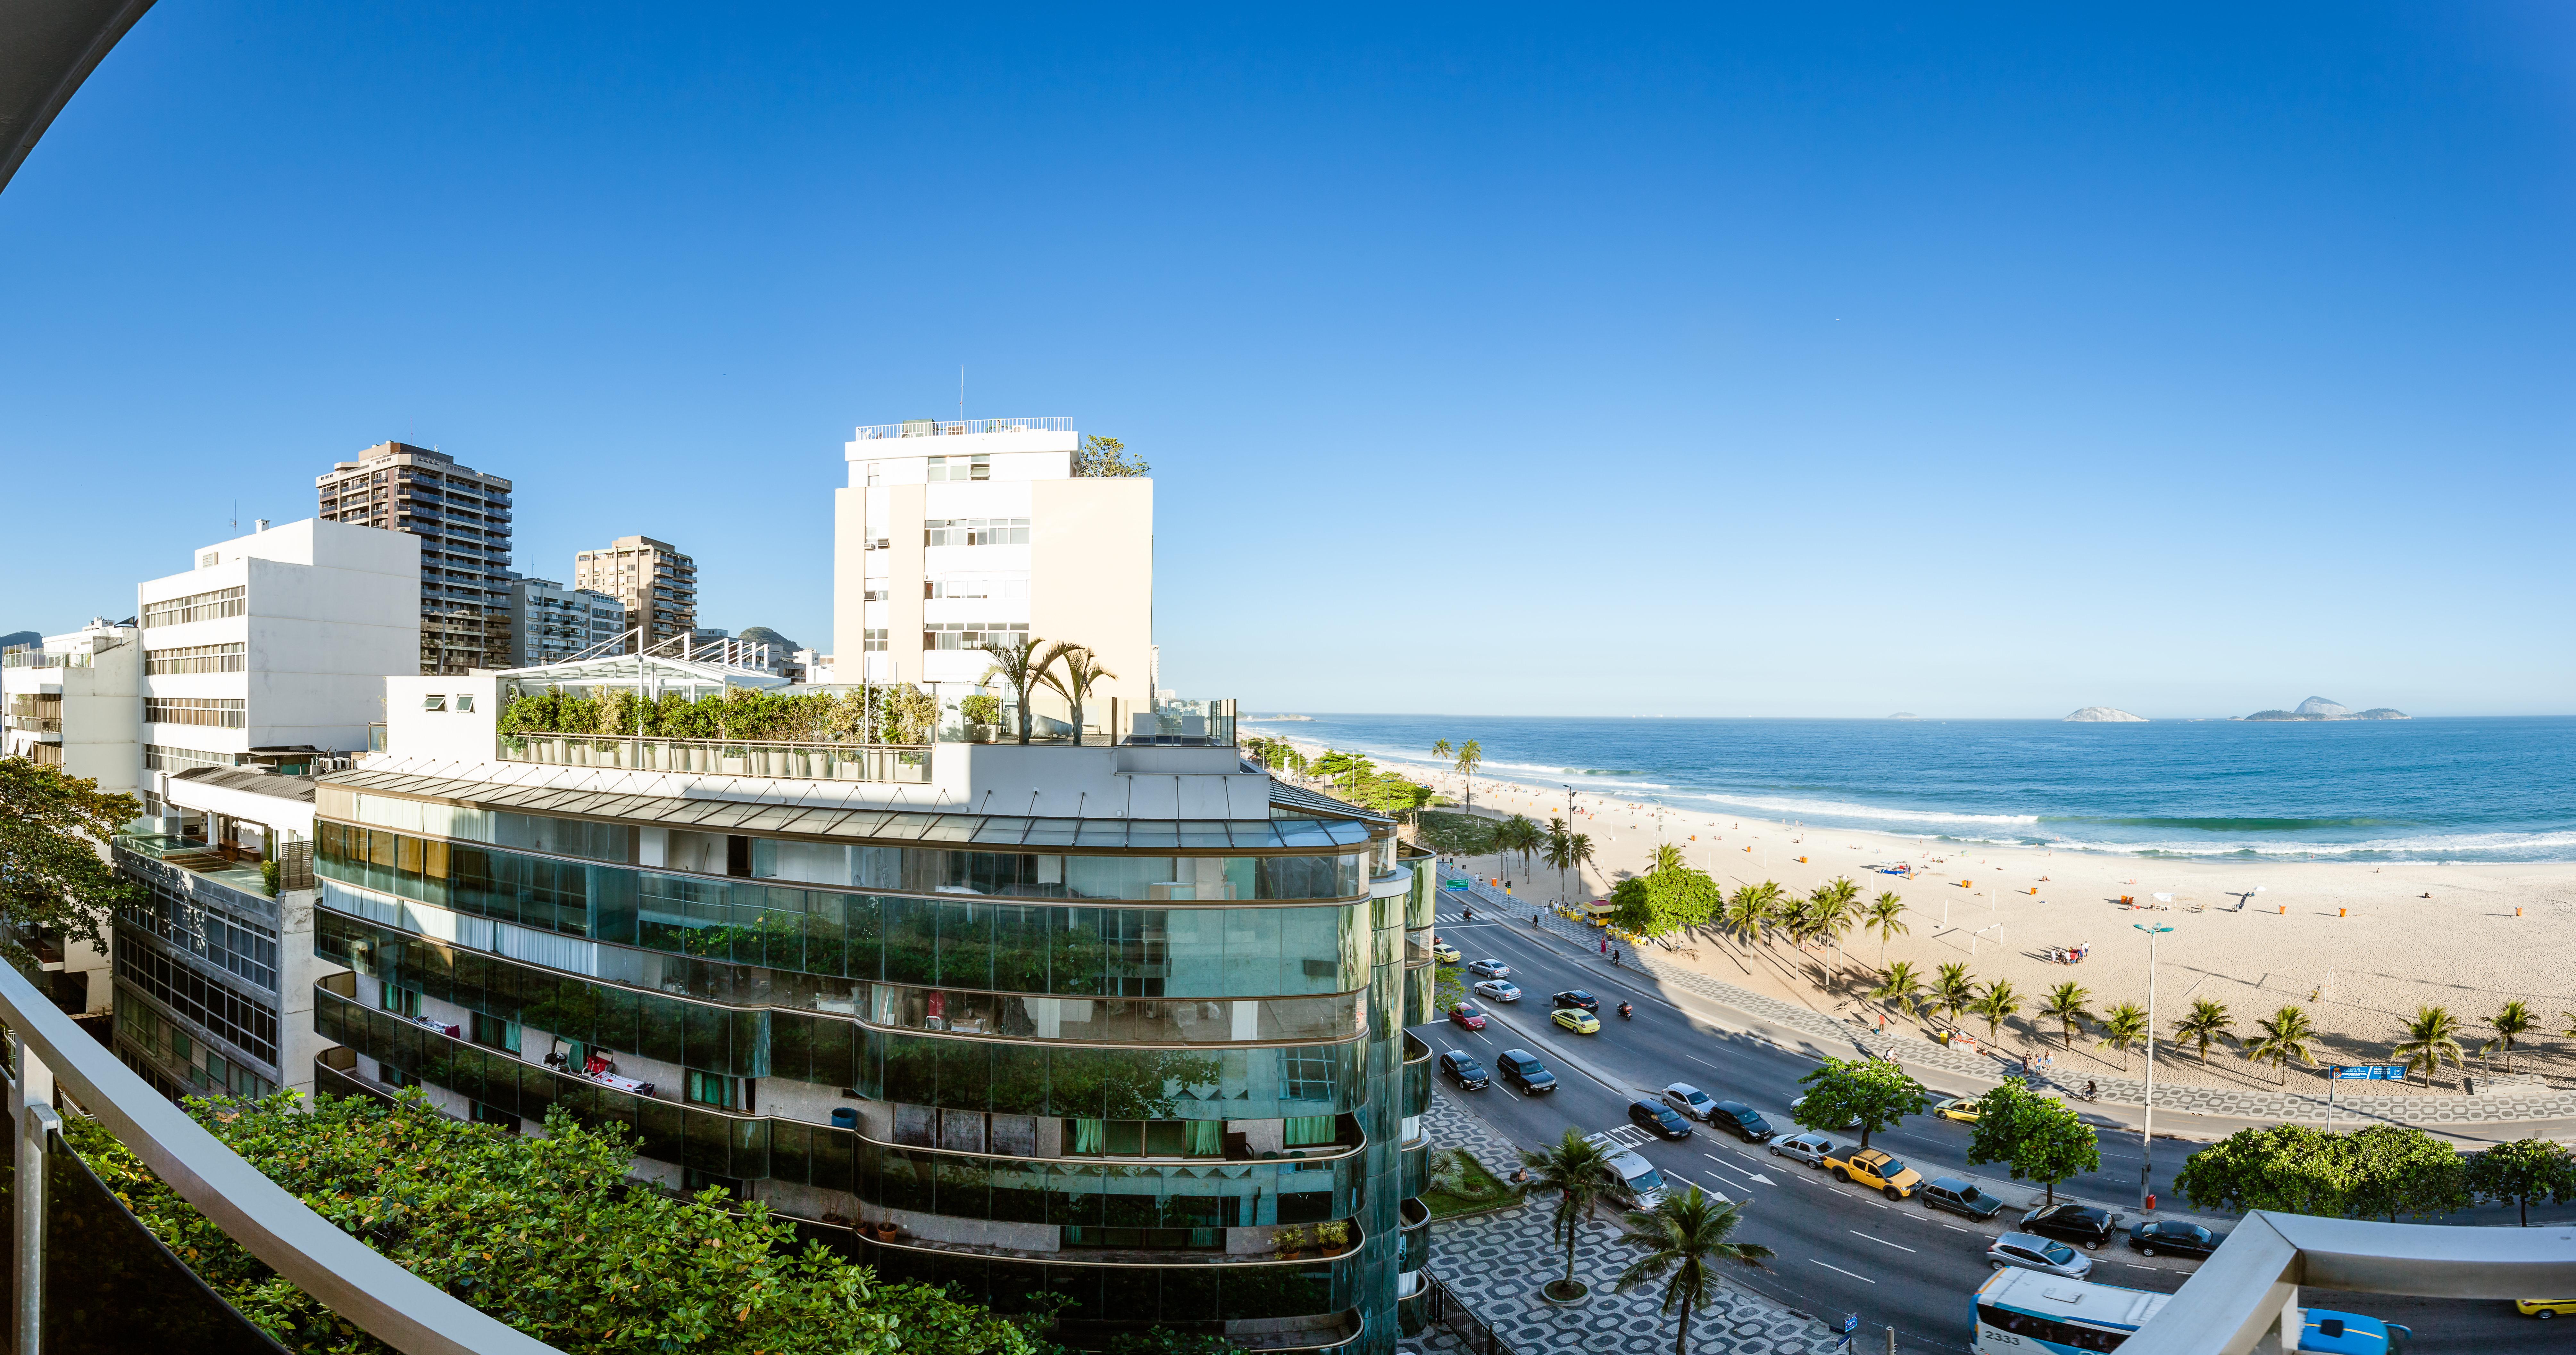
[4, 4, 2570, 717]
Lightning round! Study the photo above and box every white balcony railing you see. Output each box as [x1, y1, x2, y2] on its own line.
[851, 416, 1072, 440]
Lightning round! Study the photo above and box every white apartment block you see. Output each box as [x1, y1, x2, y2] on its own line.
[3, 618, 142, 792]
[135, 519, 421, 777]
[506, 576, 627, 665]
[832, 417, 1152, 731]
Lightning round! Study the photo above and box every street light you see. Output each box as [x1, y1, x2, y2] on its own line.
[2135, 920, 2175, 1211]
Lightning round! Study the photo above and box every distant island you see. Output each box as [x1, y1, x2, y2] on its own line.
[2238, 696, 2409, 722]
[1244, 714, 1313, 722]
[1888, 712, 1919, 720]
[2064, 706, 2147, 723]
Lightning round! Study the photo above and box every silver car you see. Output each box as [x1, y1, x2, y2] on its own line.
[1661, 1083, 1717, 1121]
[1467, 959, 1511, 979]
[1769, 1131, 1838, 1167]
[1473, 979, 1521, 1003]
[1987, 1231, 2093, 1279]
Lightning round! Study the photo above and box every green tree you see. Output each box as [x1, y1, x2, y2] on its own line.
[1870, 961, 1925, 1022]
[1970, 979, 2022, 1042]
[1453, 739, 1484, 811]
[0, 759, 140, 974]
[1610, 1186, 1774, 1355]
[2393, 1005, 2467, 1087]
[1034, 641, 1116, 742]
[2037, 982, 2096, 1051]
[977, 634, 1055, 745]
[1864, 891, 1908, 964]
[1542, 820, 1578, 902]
[1072, 433, 1149, 477]
[1103, 1330, 1248, 1355]
[1649, 841, 1688, 875]
[2465, 1138, 2576, 1227]
[2177, 1124, 2466, 1223]
[1965, 1082, 2101, 1206]
[1607, 865, 1720, 939]
[1521, 1128, 1635, 1301]
[1719, 887, 1768, 953]
[2341, 1125, 2472, 1222]
[2097, 1002, 2149, 1071]
[2241, 1004, 2319, 1084]
[1794, 1057, 1930, 1151]
[1495, 814, 1545, 877]
[1930, 962, 1978, 1025]
[2171, 999, 2236, 1064]
[1431, 739, 1453, 761]
[2488, 1000, 2538, 1073]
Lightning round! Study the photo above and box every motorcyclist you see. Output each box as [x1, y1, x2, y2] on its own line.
[1617, 1001, 1634, 1020]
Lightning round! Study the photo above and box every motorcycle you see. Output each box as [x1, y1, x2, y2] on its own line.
[1617, 1003, 1634, 1020]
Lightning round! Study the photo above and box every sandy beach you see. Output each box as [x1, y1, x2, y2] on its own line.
[1288, 744, 2576, 1100]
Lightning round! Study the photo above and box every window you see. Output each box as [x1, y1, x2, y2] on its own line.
[686, 1070, 738, 1109]
[470, 1012, 520, 1053]
[113, 946, 278, 1066]
[143, 744, 244, 773]
[925, 454, 989, 483]
[863, 629, 888, 652]
[923, 621, 1028, 650]
[923, 517, 1030, 546]
[863, 589, 888, 602]
[926, 578, 1028, 600]
[455, 694, 475, 713]
[1064, 1119, 1222, 1157]
[143, 697, 246, 729]
[422, 694, 447, 711]
[1284, 1115, 1339, 1147]
[1283, 1048, 1338, 1101]
[1974, 1305, 2129, 1353]
[145, 642, 246, 675]
[199, 551, 221, 568]
[120, 886, 278, 991]
[143, 585, 246, 629]
[379, 983, 420, 1017]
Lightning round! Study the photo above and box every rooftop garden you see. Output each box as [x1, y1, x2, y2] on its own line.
[498, 683, 937, 746]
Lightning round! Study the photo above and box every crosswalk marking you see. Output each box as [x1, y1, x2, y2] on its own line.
[1597, 1124, 1655, 1148]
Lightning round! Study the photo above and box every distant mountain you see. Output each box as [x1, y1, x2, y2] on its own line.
[2241, 698, 2409, 721]
[2294, 696, 2351, 716]
[2064, 707, 2147, 723]
[0, 630, 37, 654]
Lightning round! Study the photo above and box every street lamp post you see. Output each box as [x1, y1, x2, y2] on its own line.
[2135, 921, 2174, 1211]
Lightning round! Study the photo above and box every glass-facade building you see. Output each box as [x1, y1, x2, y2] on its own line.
[308, 682, 1436, 1353]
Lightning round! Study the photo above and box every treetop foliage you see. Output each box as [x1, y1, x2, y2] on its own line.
[0, 758, 140, 969]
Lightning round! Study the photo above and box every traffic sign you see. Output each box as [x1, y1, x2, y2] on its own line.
[1443, 879, 1469, 890]
[2331, 1064, 2407, 1081]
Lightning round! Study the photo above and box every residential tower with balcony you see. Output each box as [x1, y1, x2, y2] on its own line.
[314, 442, 515, 674]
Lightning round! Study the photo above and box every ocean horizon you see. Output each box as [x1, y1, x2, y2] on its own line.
[1245, 713, 2576, 864]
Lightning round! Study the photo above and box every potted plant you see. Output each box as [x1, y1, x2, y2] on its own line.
[869, 1218, 900, 1244]
[1313, 1220, 1353, 1254]
[959, 694, 1002, 741]
[1271, 1223, 1309, 1258]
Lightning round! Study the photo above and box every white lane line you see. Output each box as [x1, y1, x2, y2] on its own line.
[1942, 1224, 1973, 1233]
[1696, 1174, 1737, 1202]
[1810, 1259, 1876, 1283]
[1686, 1055, 1727, 1072]
[1703, 1154, 1758, 1181]
[1849, 1230, 1916, 1253]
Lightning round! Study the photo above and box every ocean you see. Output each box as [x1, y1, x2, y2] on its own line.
[1245, 714, 2576, 863]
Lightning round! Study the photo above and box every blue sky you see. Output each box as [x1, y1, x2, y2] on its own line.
[4, 3, 2571, 717]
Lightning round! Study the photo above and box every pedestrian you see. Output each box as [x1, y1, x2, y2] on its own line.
[1600, 938, 1608, 956]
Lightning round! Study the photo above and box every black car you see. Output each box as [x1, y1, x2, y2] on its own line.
[1627, 1099, 1695, 1141]
[2128, 1219, 2223, 1259]
[1549, 990, 1599, 1014]
[1918, 1177, 2007, 1221]
[1496, 1048, 1556, 1094]
[1705, 1100, 1777, 1143]
[2020, 1203, 2123, 1251]
[1438, 1050, 1489, 1091]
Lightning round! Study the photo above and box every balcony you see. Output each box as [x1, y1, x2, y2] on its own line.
[862, 1217, 1362, 1267]
[853, 415, 1073, 439]
[496, 731, 932, 783]
[111, 831, 273, 896]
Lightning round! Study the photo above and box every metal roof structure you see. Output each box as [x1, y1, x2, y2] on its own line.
[494, 651, 792, 693]
[171, 765, 317, 803]
[1265, 780, 1393, 825]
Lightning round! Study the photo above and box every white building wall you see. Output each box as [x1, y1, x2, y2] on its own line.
[2, 622, 142, 793]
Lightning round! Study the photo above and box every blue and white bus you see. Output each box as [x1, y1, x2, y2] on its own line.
[1973, 1269, 2412, 1354]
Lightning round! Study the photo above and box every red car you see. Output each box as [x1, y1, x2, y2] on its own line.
[1447, 1001, 1488, 1031]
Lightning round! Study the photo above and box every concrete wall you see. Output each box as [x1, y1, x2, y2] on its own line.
[382, 672, 499, 761]
[1028, 476, 1154, 717]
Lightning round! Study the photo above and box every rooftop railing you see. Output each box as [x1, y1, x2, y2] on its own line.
[496, 731, 932, 783]
[851, 416, 1073, 439]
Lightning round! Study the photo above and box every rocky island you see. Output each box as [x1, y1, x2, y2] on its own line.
[2239, 696, 2409, 721]
[2064, 706, 2147, 722]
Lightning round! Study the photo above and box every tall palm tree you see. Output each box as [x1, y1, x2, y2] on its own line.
[1971, 979, 2022, 1043]
[977, 634, 1054, 745]
[1567, 832, 1596, 897]
[1930, 962, 1978, 1026]
[1871, 961, 1925, 1021]
[1744, 880, 1788, 948]
[2038, 982, 2097, 1051]
[1720, 887, 1767, 952]
[2172, 999, 2237, 1064]
[2488, 1000, 2537, 1073]
[1611, 1186, 1774, 1355]
[1521, 1128, 1634, 1300]
[1454, 739, 1484, 812]
[2241, 1004, 2320, 1084]
[1650, 841, 1688, 875]
[1864, 892, 1908, 965]
[2098, 1002, 2149, 1071]
[1034, 641, 1115, 743]
[1432, 739, 1453, 762]
[1496, 815, 1544, 878]
[2394, 1005, 2467, 1087]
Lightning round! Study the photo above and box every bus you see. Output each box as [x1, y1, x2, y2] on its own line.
[1973, 1269, 2411, 1353]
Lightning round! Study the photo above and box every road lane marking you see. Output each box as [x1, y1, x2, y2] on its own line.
[1942, 1224, 1973, 1232]
[1809, 1259, 1876, 1283]
[1849, 1230, 1916, 1253]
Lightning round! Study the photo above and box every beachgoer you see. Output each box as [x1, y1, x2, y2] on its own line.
[2085, 1080, 2097, 1101]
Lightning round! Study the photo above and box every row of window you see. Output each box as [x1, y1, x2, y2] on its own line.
[141, 585, 246, 630]
[343, 794, 631, 862]
[142, 744, 243, 773]
[923, 518, 1031, 546]
[144, 642, 245, 674]
[115, 943, 278, 1067]
[120, 886, 279, 992]
[117, 997, 275, 1102]
[419, 693, 479, 712]
[143, 697, 247, 729]
[924, 455, 989, 482]
[926, 622, 1030, 650]
[927, 578, 1028, 599]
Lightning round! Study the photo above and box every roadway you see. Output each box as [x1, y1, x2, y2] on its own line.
[1409, 903, 2555, 1352]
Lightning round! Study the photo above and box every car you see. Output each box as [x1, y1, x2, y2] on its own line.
[1550, 990, 1599, 1013]
[1430, 940, 1462, 963]
[1496, 1049, 1555, 1093]
[1705, 1100, 1777, 1143]
[1467, 959, 1511, 979]
[1769, 1132, 1838, 1167]
[1791, 1095, 1864, 1130]
[1446, 1001, 1487, 1031]
[2299, 1311, 2412, 1354]
[2128, 1219, 2224, 1259]
[1585, 1136, 1671, 1207]
[1987, 1231, 2093, 1279]
[1473, 979, 1521, 1003]
[1930, 1097, 1980, 1123]
[1627, 1099, 1696, 1141]
[1437, 1050, 1488, 1090]
[1660, 1083, 1717, 1122]
[2019, 1203, 2123, 1251]
[2515, 1299, 2576, 1319]
[1918, 1177, 2007, 1220]
[1551, 1007, 1601, 1035]
[1821, 1145, 1923, 1199]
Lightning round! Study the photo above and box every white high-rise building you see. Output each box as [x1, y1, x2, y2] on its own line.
[506, 575, 627, 665]
[135, 518, 421, 776]
[832, 417, 1152, 735]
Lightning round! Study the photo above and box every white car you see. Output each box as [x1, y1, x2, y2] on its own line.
[1987, 1232, 2093, 1279]
[1473, 979, 1521, 1003]
[1660, 1082, 1717, 1122]
[1467, 959, 1512, 979]
[1768, 1131, 1838, 1167]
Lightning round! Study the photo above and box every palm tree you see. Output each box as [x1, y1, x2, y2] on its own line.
[1971, 979, 2022, 1043]
[1521, 1128, 1634, 1301]
[977, 634, 1054, 745]
[1720, 887, 1767, 952]
[1454, 739, 1484, 812]
[2098, 1002, 2149, 1071]
[1864, 892, 1908, 965]
[2038, 982, 2096, 1051]
[1650, 841, 1688, 875]
[2488, 1000, 2537, 1073]
[1743, 880, 1788, 949]
[1871, 961, 1925, 1021]
[1611, 1186, 1774, 1355]
[2171, 999, 2237, 1064]
[1496, 815, 1544, 878]
[1034, 642, 1116, 743]
[2241, 1004, 2320, 1084]
[1567, 832, 1596, 896]
[1930, 963, 1978, 1026]
[1432, 739, 1453, 762]
[2393, 1005, 2467, 1087]
[1542, 819, 1577, 904]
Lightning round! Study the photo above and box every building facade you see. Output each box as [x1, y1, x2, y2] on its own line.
[574, 535, 697, 650]
[306, 656, 1428, 1353]
[314, 442, 515, 674]
[135, 518, 420, 776]
[832, 418, 1152, 735]
[505, 576, 627, 665]
[2, 618, 141, 788]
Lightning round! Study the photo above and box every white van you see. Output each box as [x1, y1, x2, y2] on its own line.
[1585, 1133, 1669, 1207]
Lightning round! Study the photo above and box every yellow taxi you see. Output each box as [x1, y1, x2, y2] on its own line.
[1551, 1007, 1602, 1036]
[2517, 1299, 2576, 1319]
[1430, 939, 1461, 963]
[1930, 1097, 1981, 1124]
[1822, 1144, 1924, 1200]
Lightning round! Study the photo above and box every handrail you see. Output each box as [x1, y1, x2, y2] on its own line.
[0, 952, 555, 1354]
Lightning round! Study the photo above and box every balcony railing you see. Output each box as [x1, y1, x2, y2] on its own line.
[2, 650, 98, 669]
[5, 715, 61, 732]
[852, 415, 1072, 439]
[496, 731, 932, 783]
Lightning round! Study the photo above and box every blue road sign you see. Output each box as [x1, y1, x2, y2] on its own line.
[2332, 1064, 2408, 1081]
[1443, 879, 1469, 890]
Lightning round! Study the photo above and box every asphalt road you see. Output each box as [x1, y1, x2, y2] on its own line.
[1409, 905, 2557, 1352]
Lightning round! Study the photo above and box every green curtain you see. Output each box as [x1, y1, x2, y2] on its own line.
[1284, 1115, 1337, 1147]
[1185, 1120, 1222, 1157]
[1072, 1118, 1105, 1154]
